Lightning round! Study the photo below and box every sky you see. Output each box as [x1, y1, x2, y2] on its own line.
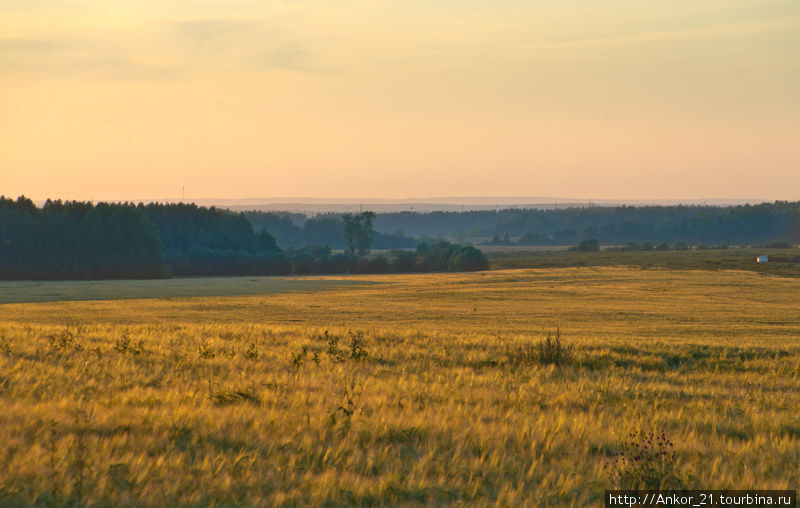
[1, 0, 799, 202]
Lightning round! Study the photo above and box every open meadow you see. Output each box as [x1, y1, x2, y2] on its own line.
[1, 267, 799, 506]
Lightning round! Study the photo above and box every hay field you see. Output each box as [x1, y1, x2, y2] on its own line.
[1, 267, 799, 506]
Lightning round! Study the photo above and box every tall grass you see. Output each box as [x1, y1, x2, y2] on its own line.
[0, 267, 798, 505]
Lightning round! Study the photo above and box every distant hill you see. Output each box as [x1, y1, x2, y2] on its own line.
[36, 197, 762, 214]
[198, 196, 763, 214]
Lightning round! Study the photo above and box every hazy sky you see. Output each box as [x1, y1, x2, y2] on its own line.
[2, 0, 799, 201]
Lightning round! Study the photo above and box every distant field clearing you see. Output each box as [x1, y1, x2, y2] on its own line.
[0, 276, 374, 304]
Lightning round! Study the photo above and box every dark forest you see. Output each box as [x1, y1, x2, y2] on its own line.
[0, 197, 487, 280]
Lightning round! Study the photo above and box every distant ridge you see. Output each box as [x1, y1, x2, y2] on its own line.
[193, 197, 764, 214]
[32, 196, 772, 213]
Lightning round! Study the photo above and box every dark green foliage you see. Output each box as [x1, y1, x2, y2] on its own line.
[367, 202, 800, 246]
[417, 241, 489, 272]
[281, 241, 487, 274]
[364, 254, 389, 273]
[0, 196, 168, 280]
[488, 233, 513, 245]
[140, 202, 284, 276]
[572, 238, 599, 252]
[165, 247, 290, 276]
[292, 346, 310, 369]
[416, 241, 454, 271]
[325, 330, 345, 363]
[248, 202, 800, 250]
[372, 229, 417, 250]
[517, 230, 548, 245]
[140, 203, 274, 253]
[388, 249, 417, 271]
[757, 239, 793, 248]
[342, 211, 376, 255]
[348, 331, 368, 361]
[1, 197, 487, 279]
[245, 211, 418, 250]
[447, 246, 490, 271]
[303, 217, 347, 248]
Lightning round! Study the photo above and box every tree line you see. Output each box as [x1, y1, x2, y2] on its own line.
[9, 195, 794, 280]
[0, 197, 488, 280]
[245, 211, 418, 250]
[0, 196, 168, 280]
[248, 203, 800, 247]
[494, 202, 800, 245]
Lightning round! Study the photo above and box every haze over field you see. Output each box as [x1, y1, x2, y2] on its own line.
[2, 1, 799, 202]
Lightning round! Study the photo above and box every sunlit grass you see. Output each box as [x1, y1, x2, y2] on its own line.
[0, 267, 799, 506]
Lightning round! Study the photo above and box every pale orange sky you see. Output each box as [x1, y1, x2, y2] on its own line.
[1, 1, 799, 202]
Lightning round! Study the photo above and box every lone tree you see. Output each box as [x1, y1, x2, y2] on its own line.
[342, 211, 376, 255]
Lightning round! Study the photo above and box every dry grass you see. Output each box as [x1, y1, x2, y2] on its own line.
[0, 267, 799, 506]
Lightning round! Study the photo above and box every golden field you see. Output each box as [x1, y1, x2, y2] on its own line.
[1, 267, 799, 506]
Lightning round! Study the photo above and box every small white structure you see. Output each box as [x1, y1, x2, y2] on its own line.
[756, 255, 769, 263]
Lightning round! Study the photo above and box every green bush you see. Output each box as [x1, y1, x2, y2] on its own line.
[447, 246, 490, 271]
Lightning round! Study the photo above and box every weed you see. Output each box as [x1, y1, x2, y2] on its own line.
[605, 429, 683, 489]
[197, 341, 216, 359]
[291, 346, 309, 370]
[535, 329, 574, 366]
[48, 329, 83, 352]
[325, 330, 345, 363]
[328, 377, 363, 432]
[348, 331, 368, 361]
[115, 334, 144, 355]
[506, 329, 574, 368]
[243, 343, 259, 360]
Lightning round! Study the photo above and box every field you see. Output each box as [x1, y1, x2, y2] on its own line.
[0, 276, 371, 305]
[1, 267, 799, 506]
[487, 247, 800, 277]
